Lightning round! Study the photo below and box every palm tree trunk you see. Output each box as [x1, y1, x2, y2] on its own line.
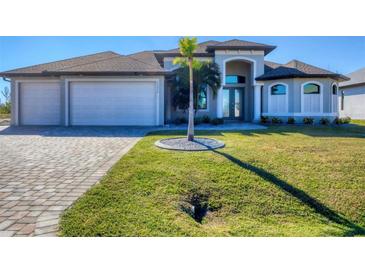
[187, 58, 194, 141]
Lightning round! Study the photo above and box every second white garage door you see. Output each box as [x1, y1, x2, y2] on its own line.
[70, 81, 157, 126]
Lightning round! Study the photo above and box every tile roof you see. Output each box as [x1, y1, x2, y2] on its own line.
[257, 59, 349, 81]
[339, 67, 365, 87]
[160, 40, 220, 54]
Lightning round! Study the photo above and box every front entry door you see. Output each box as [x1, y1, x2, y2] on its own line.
[223, 88, 244, 120]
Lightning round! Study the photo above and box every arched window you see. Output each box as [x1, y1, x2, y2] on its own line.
[271, 84, 287, 95]
[332, 84, 337, 95]
[304, 83, 320, 94]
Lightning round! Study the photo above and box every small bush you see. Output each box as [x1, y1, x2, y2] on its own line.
[271, 117, 283, 124]
[211, 118, 224, 125]
[174, 117, 187, 125]
[303, 117, 314, 125]
[334, 116, 351, 125]
[194, 117, 203, 125]
[260, 116, 269, 124]
[0, 102, 11, 114]
[343, 116, 351, 124]
[320, 118, 330, 125]
[287, 117, 295, 124]
[201, 115, 211, 123]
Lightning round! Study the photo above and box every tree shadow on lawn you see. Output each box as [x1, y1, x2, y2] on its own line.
[213, 149, 365, 237]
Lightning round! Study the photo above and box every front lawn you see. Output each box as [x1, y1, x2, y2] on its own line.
[60, 124, 365, 236]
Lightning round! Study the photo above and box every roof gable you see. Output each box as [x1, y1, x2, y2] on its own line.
[339, 67, 365, 87]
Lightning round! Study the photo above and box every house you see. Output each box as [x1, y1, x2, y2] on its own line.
[0, 39, 349, 126]
[339, 67, 365, 119]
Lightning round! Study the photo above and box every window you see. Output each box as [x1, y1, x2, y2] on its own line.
[341, 90, 345, 110]
[197, 85, 207, 110]
[271, 84, 287, 95]
[226, 75, 245, 84]
[332, 84, 337, 95]
[304, 83, 320, 94]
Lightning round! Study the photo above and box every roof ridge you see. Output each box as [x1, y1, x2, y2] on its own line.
[3, 51, 122, 73]
[125, 54, 163, 70]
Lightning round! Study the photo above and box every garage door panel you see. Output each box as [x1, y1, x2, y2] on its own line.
[20, 82, 61, 125]
[70, 81, 157, 126]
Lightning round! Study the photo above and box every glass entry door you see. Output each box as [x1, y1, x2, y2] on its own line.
[223, 88, 244, 120]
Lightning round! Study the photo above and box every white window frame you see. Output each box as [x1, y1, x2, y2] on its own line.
[301, 81, 324, 114]
[268, 82, 289, 114]
[331, 82, 339, 114]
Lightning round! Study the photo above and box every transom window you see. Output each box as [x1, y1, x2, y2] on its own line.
[197, 85, 207, 110]
[332, 84, 337, 95]
[225, 75, 246, 84]
[304, 83, 320, 94]
[271, 84, 287, 95]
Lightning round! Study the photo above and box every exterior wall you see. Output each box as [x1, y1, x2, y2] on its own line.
[214, 51, 265, 121]
[10, 75, 165, 126]
[262, 77, 339, 122]
[339, 84, 365, 119]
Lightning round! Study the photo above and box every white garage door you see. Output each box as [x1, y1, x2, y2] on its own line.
[20, 82, 61, 125]
[70, 81, 157, 126]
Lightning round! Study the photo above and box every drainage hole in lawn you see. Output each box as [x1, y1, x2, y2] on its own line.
[179, 190, 221, 223]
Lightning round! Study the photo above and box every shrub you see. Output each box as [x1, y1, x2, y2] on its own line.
[211, 118, 224, 125]
[0, 102, 11, 114]
[194, 117, 203, 125]
[260, 116, 269, 124]
[174, 117, 187, 125]
[201, 115, 211, 123]
[271, 117, 283, 124]
[303, 117, 314, 125]
[287, 117, 295, 124]
[334, 116, 351, 125]
[319, 118, 330, 125]
[343, 116, 351, 124]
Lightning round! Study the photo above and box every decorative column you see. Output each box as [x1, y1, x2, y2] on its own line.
[253, 84, 262, 122]
[216, 87, 223, 118]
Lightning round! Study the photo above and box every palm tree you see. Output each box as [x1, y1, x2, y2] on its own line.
[173, 38, 221, 141]
[170, 62, 221, 111]
[173, 37, 198, 141]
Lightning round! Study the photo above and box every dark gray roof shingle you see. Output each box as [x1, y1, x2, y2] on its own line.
[206, 39, 276, 55]
[257, 59, 349, 81]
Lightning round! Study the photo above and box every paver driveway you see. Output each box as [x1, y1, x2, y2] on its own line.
[0, 126, 148, 236]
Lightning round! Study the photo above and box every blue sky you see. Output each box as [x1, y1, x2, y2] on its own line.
[1, 36, 364, 102]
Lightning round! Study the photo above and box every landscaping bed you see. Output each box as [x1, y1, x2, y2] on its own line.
[60, 124, 365, 236]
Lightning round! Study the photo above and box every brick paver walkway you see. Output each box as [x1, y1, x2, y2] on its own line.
[0, 126, 146, 236]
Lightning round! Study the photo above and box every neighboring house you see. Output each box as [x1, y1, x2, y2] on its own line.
[0, 39, 349, 126]
[339, 67, 365, 119]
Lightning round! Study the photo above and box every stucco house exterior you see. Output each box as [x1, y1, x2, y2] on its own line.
[339, 67, 365, 119]
[0, 39, 349, 126]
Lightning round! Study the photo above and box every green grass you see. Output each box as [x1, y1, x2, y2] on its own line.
[352, 119, 365, 126]
[60, 124, 365, 236]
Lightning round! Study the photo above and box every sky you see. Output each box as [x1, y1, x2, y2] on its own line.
[1, 36, 364, 102]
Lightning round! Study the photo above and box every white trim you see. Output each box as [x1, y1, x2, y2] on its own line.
[222, 56, 257, 85]
[331, 82, 339, 115]
[215, 50, 264, 55]
[253, 84, 262, 122]
[262, 112, 338, 117]
[65, 77, 161, 126]
[65, 80, 69, 126]
[15, 79, 61, 126]
[300, 81, 324, 113]
[267, 82, 289, 114]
